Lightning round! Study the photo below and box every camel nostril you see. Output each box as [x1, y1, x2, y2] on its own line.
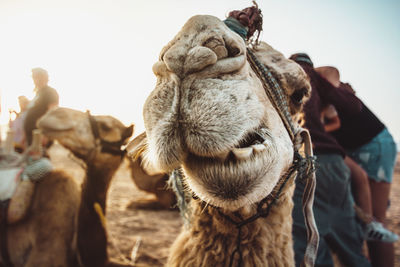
[227, 45, 241, 57]
[203, 37, 228, 59]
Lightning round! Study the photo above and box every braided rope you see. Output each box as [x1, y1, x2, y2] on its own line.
[247, 48, 296, 141]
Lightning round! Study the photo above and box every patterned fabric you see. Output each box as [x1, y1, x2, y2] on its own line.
[22, 157, 53, 182]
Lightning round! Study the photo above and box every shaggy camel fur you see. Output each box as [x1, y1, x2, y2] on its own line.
[132, 15, 312, 266]
[3, 107, 133, 267]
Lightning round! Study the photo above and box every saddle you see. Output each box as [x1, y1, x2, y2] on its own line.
[0, 129, 52, 266]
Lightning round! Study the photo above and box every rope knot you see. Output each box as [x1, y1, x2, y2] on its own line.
[293, 151, 316, 182]
[224, 1, 263, 42]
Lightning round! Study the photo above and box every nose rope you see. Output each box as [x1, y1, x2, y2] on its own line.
[247, 48, 296, 141]
[246, 48, 319, 267]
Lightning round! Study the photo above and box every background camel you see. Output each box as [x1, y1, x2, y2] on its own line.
[127, 132, 176, 210]
[3, 107, 133, 267]
[130, 14, 313, 266]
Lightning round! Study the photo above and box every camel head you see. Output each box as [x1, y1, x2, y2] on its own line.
[37, 107, 133, 162]
[141, 15, 310, 210]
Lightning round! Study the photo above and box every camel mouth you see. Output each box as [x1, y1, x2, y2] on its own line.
[182, 130, 280, 209]
[209, 127, 273, 162]
[180, 126, 282, 207]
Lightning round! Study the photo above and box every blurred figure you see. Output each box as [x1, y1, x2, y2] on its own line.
[9, 95, 30, 152]
[23, 68, 59, 146]
[319, 68, 397, 242]
[289, 53, 370, 267]
[317, 66, 398, 267]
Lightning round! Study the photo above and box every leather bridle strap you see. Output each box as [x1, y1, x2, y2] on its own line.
[298, 129, 319, 267]
[247, 48, 296, 141]
[246, 48, 319, 267]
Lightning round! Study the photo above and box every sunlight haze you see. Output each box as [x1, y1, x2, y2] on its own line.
[1, 0, 399, 146]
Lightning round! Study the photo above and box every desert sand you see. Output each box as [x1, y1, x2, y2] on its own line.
[48, 144, 400, 266]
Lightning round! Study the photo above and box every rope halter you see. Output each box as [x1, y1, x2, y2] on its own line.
[206, 12, 320, 267]
[86, 111, 127, 158]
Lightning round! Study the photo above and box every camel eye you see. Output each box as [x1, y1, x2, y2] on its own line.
[291, 88, 307, 105]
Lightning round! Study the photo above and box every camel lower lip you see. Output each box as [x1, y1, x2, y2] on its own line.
[188, 136, 273, 162]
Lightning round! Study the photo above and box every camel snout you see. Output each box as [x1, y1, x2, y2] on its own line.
[183, 46, 218, 75]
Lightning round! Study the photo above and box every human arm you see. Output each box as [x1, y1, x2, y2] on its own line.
[321, 104, 341, 132]
[324, 116, 340, 132]
[316, 73, 362, 115]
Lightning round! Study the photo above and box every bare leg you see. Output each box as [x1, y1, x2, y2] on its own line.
[344, 156, 373, 221]
[367, 180, 394, 267]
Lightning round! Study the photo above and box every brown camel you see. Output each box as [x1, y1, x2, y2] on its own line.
[127, 132, 176, 210]
[2, 107, 133, 267]
[129, 13, 317, 266]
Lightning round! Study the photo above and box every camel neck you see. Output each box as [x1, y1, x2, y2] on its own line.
[168, 187, 295, 266]
[81, 162, 116, 210]
[77, 156, 121, 267]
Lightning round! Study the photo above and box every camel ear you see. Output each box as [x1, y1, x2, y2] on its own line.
[123, 124, 134, 141]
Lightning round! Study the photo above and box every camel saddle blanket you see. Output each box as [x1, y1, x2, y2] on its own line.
[0, 157, 53, 224]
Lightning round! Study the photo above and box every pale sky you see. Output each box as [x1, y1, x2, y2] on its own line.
[1, 0, 399, 146]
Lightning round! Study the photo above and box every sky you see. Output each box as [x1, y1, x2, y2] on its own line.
[0, 0, 399, 146]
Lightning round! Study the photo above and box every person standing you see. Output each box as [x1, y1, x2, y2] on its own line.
[318, 66, 398, 241]
[289, 53, 371, 267]
[24, 68, 59, 146]
[317, 66, 397, 267]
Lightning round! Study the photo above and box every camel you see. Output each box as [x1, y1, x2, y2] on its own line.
[129, 14, 318, 266]
[127, 132, 176, 210]
[2, 107, 133, 267]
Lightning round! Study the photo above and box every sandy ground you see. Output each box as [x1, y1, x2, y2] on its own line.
[48, 144, 400, 266]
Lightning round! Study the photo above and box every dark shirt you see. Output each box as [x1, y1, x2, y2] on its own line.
[299, 63, 362, 157]
[331, 83, 385, 150]
[24, 86, 59, 145]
